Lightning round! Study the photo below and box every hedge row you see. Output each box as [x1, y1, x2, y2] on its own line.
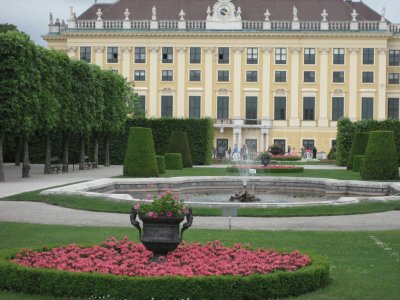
[156, 155, 166, 174]
[347, 132, 369, 171]
[226, 167, 304, 173]
[165, 153, 183, 170]
[271, 156, 302, 162]
[336, 118, 400, 166]
[0, 248, 329, 299]
[3, 118, 214, 166]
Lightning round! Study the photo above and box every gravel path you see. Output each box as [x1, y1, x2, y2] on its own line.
[1, 201, 399, 231]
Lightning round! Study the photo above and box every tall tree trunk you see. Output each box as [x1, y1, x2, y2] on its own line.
[105, 135, 110, 167]
[44, 133, 52, 174]
[62, 134, 69, 172]
[0, 132, 5, 182]
[22, 136, 30, 178]
[15, 136, 22, 166]
[93, 134, 99, 168]
[79, 134, 85, 170]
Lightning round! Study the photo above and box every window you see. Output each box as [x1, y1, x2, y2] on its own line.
[275, 48, 287, 64]
[134, 70, 146, 81]
[162, 70, 173, 81]
[388, 98, 399, 119]
[162, 47, 173, 63]
[333, 71, 345, 83]
[134, 47, 146, 63]
[217, 96, 229, 119]
[218, 70, 229, 82]
[218, 47, 229, 64]
[304, 71, 316, 83]
[304, 48, 315, 64]
[303, 139, 315, 149]
[189, 96, 201, 118]
[245, 97, 257, 124]
[303, 97, 315, 120]
[139, 95, 146, 112]
[362, 72, 374, 83]
[273, 139, 286, 153]
[80, 47, 91, 63]
[161, 96, 173, 117]
[389, 50, 400, 66]
[274, 97, 286, 120]
[247, 48, 258, 64]
[189, 70, 201, 82]
[362, 97, 374, 120]
[190, 47, 201, 64]
[332, 97, 344, 121]
[107, 47, 118, 63]
[389, 73, 400, 84]
[246, 71, 258, 82]
[363, 48, 374, 65]
[216, 139, 228, 153]
[275, 71, 286, 82]
[333, 48, 345, 64]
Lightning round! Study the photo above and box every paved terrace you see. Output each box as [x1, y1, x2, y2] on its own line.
[0, 163, 399, 231]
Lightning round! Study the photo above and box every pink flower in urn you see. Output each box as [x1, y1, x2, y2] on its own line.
[133, 203, 141, 210]
[166, 211, 173, 217]
[147, 211, 154, 218]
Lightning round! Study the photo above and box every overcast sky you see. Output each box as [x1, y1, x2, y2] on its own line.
[0, 0, 399, 46]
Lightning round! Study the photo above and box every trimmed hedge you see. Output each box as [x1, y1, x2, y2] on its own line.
[123, 127, 159, 177]
[165, 153, 183, 170]
[353, 155, 365, 172]
[156, 155, 166, 174]
[327, 148, 336, 160]
[226, 167, 304, 173]
[0, 248, 329, 299]
[361, 131, 399, 180]
[270, 156, 302, 162]
[167, 131, 192, 168]
[347, 132, 369, 170]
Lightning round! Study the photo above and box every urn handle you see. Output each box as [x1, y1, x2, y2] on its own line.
[130, 206, 142, 239]
[180, 208, 193, 239]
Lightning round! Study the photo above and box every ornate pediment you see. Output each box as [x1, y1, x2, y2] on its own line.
[206, 0, 242, 30]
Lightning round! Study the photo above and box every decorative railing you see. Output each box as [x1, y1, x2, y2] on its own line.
[300, 21, 321, 31]
[329, 21, 350, 31]
[159, 20, 178, 29]
[76, 20, 96, 29]
[186, 20, 206, 30]
[389, 24, 400, 33]
[131, 20, 150, 29]
[359, 21, 380, 30]
[103, 21, 123, 29]
[271, 21, 292, 30]
[242, 21, 263, 30]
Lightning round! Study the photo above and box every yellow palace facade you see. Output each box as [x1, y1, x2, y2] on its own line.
[44, 0, 400, 155]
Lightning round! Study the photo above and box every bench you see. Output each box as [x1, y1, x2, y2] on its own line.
[50, 157, 63, 174]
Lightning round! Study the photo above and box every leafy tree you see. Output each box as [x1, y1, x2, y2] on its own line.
[335, 117, 355, 166]
[0, 23, 18, 33]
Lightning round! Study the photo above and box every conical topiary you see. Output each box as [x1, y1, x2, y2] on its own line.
[347, 132, 369, 170]
[167, 131, 192, 168]
[123, 127, 159, 177]
[361, 131, 399, 180]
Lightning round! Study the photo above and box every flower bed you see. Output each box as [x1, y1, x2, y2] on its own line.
[0, 239, 329, 299]
[227, 165, 304, 173]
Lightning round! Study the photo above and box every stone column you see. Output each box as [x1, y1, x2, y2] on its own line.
[233, 47, 243, 119]
[204, 47, 215, 117]
[94, 46, 104, 67]
[261, 48, 272, 124]
[318, 48, 329, 127]
[378, 48, 387, 120]
[176, 47, 186, 118]
[122, 47, 131, 81]
[290, 48, 301, 126]
[67, 46, 77, 59]
[349, 48, 359, 121]
[149, 47, 159, 118]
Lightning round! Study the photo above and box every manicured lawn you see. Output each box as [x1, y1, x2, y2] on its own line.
[0, 222, 399, 299]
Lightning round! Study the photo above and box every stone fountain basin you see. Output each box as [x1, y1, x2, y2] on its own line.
[40, 177, 400, 208]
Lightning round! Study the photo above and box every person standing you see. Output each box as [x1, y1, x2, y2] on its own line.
[313, 146, 317, 159]
[287, 145, 291, 155]
[233, 144, 239, 160]
[227, 147, 232, 160]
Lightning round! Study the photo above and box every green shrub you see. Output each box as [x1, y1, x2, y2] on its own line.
[271, 156, 302, 161]
[123, 127, 159, 177]
[361, 131, 399, 180]
[155, 155, 166, 174]
[165, 153, 183, 170]
[167, 131, 192, 168]
[327, 148, 336, 160]
[336, 118, 355, 166]
[347, 132, 369, 170]
[226, 167, 304, 174]
[0, 248, 329, 299]
[353, 155, 365, 172]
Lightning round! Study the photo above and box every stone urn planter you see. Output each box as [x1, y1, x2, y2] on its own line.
[130, 206, 193, 260]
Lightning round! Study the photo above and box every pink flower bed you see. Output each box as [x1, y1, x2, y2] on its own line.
[230, 165, 301, 169]
[12, 238, 311, 277]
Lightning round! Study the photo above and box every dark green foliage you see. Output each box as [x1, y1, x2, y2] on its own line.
[361, 131, 399, 180]
[327, 148, 336, 160]
[156, 155, 166, 174]
[347, 132, 369, 170]
[0, 248, 329, 299]
[226, 167, 304, 173]
[353, 155, 365, 172]
[165, 153, 183, 170]
[123, 128, 158, 177]
[0, 23, 18, 33]
[270, 156, 301, 161]
[336, 118, 355, 166]
[167, 131, 192, 167]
